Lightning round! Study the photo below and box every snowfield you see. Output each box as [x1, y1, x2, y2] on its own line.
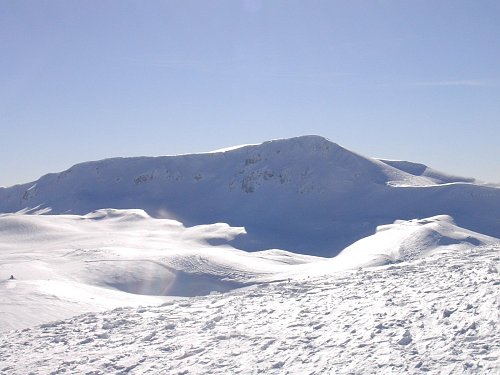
[0, 210, 498, 374]
[1, 136, 499, 374]
[0, 209, 312, 331]
[1, 244, 498, 374]
[1, 209, 496, 333]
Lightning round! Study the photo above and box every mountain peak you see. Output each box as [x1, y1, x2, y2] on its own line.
[209, 135, 342, 156]
[261, 135, 340, 150]
[272, 134, 333, 144]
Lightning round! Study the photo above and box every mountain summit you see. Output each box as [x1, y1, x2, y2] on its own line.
[1, 135, 499, 255]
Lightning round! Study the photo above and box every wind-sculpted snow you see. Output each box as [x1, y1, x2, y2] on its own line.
[334, 215, 499, 266]
[1, 135, 499, 255]
[1, 244, 498, 374]
[378, 159, 476, 184]
[0, 210, 496, 333]
[0, 209, 319, 331]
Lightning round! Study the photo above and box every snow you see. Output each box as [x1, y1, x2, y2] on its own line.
[0, 135, 499, 373]
[378, 159, 476, 185]
[205, 143, 258, 153]
[1, 135, 499, 256]
[1, 209, 497, 334]
[1, 243, 498, 374]
[334, 215, 499, 266]
[0, 209, 321, 331]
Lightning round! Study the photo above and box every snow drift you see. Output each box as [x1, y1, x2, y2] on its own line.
[334, 215, 499, 267]
[1, 209, 496, 331]
[0, 209, 321, 331]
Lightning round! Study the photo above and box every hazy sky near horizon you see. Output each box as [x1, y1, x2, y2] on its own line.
[1, 0, 499, 186]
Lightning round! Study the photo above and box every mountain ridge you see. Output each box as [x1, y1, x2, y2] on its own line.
[1, 135, 499, 256]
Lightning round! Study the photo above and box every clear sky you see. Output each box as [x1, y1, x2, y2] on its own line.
[1, 0, 499, 187]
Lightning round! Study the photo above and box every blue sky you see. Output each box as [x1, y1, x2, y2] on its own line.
[1, 0, 499, 186]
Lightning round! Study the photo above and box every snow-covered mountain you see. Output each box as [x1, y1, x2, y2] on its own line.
[1, 135, 499, 256]
[1, 136, 499, 373]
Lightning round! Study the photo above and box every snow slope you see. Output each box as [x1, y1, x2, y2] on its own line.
[334, 215, 499, 267]
[2, 243, 498, 374]
[378, 159, 476, 185]
[1, 209, 497, 334]
[0, 209, 323, 331]
[1, 135, 499, 256]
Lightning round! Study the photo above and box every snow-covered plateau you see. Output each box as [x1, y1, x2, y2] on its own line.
[1, 135, 499, 374]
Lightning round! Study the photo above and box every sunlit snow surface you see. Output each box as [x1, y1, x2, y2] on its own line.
[1, 136, 499, 373]
[0, 209, 310, 331]
[2, 136, 500, 256]
[1, 241, 499, 374]
[0, 209, 499, 373]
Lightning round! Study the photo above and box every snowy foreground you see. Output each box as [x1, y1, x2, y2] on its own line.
[1, 244, 499, 374]
[1, 209, 496, 331]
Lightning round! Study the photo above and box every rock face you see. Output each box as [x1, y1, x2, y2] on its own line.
[1, 135, 499, 256]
